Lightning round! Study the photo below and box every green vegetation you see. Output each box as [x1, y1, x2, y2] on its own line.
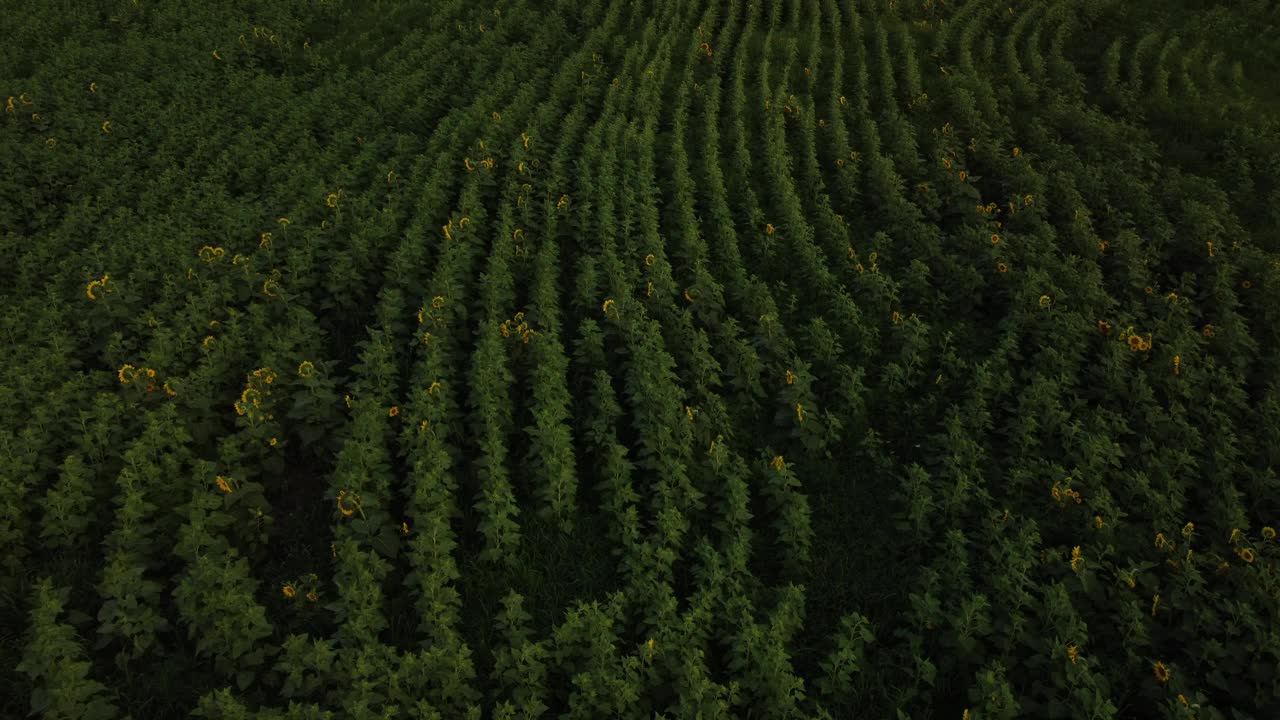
[3, 0, 1279, 717]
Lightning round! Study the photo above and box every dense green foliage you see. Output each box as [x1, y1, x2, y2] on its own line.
[3, 0, 1280, 718]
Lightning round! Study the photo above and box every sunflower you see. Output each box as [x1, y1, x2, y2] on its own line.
[389, 406, 399, 418]
[336, 490, 359, 517]
[998, 263, 1009, 273]
[1263, 526, 1276, 541]
[282, 584, 297, 599]
[1153, 661, 1171, 684]
[1066, 644, 1079, 664]
[298, 361, 315, 379]
[215, 476, 234, 494]
[1239, 548, 1256, 563]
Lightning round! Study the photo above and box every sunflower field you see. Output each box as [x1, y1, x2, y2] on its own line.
[3, 0, 1280, 718]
